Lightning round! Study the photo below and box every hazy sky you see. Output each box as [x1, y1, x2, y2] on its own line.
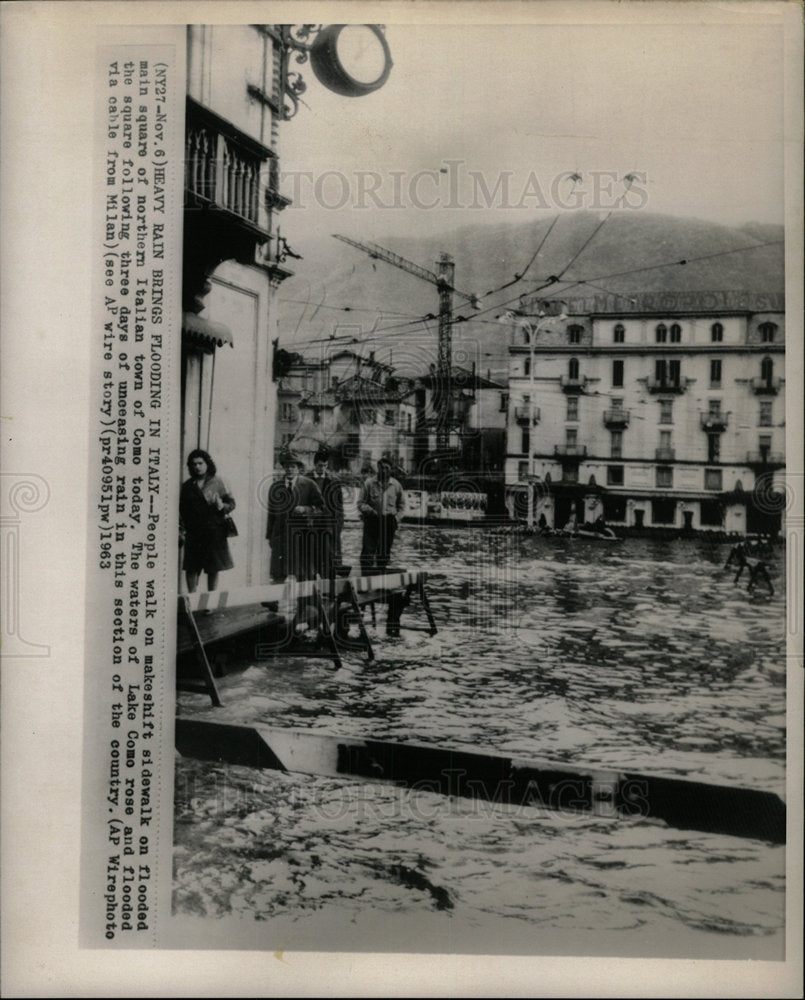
[279, 16, 786, 252]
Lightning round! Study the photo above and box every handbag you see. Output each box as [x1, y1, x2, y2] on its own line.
[223, 514, 238, 538]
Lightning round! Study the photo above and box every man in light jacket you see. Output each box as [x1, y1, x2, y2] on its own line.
[358, 457, 405, 574]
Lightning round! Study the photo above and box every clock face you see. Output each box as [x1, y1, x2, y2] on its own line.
[310, 24, 392, 97]
[335, 25, 388, 85]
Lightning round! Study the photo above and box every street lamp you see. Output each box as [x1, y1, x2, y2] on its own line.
[514, 303, 567, 529]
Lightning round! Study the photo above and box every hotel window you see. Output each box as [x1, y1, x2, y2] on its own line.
[659, 429, 672, 453]
[704, 468, 723, 491]
[500, 392, 508, 412]
[711, 322, 724, 343]
[613, 323, 625, 343]
[708, 398, 721, 415]
[699, 500, 724, 528]
[761, 356, 774, 382]
[710, 359, 722, 387]
[611, 397, 623, 410]
[385, 409, 395, 426]
[568, 325, 583, 345]
[669, 323, 682, 343]
[659, 399, 673, 424]
[521, 427, 530, 454]
[566, 428, 578, 448]
[566, 396, 579, 421]
[406, 412, 413, 432]
[655, 358, 667, 383]
[655, 324, 668, 343]
[656, 466, 673, 488]
[668, 359, 681, 385]
[759, 322, 777, 343]
[611, 430, 623, 459]
[607, 465, 624, 486]
[707, 433, 720, 463]
[700, 500, 724, 527]
[759, 401, 773, 426]
[563, 464, 579, 483]
[523, 358, 531, 377]
[758, 434, 772, 460]
[651, 498, 676, 524]
[612, 359, 624, 387]
[568, 357, 580, 380]
[518, 461, 529, 481]
[604, 496, 627, 521]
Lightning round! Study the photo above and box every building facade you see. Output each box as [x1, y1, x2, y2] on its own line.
[505, 291, 786, 535]
[181, 25, 294, 587]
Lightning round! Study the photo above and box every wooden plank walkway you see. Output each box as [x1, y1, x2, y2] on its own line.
[175, 719, 787, 845]
[176, 570, 436, 702]
[177, 603, 285, 655]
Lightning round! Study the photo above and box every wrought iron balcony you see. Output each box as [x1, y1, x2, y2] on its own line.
[554, 444, 587, 459]
[746, 450, 785, 468]
[655, 447, 676, 461]
[559, 375, 588, 393]
[645, 376, 689, 394]
[700, 411, 729, 432]
[750, 376, 782, 395]
[603, 408, 630, 428]
[514, 406, 540, 424]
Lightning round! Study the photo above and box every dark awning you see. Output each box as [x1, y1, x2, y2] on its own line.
[182, 312, 234, 350]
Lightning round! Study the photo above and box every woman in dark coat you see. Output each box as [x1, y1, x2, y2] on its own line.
[179, 449, 235, 593]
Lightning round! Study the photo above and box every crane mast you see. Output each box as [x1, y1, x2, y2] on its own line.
[333, 234, 479, 451]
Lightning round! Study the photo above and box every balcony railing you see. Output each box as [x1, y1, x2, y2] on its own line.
[750, 376, 782, 395]
[700, 411, 729, 431]
[514, 406, 540, 424]
[603, 408, 630, 428]
[554, 444, 587, 458]
[746, 450, 785, 468]
[184, 99, 273, 236]
[646, 376, 689, 394]
[559, 375, 588, 393]
[655, 447, 676, 461]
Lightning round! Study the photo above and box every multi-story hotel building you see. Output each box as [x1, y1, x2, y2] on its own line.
[504, 290, 786, 535]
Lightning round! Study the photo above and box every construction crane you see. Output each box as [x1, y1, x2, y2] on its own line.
[332, 234, 481, 449]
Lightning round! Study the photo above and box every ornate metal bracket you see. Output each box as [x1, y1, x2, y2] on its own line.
[281, 25, 322, 120]
[280, 24, 391, 119]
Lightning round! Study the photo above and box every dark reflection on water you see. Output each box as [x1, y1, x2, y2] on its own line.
[174, 529, 787, 955]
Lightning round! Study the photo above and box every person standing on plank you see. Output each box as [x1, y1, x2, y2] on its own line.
[358, 457, 405, 574]
[179, 449, 236, 594]
[310, 447, 344, 577]
[266, 451, 323, 582]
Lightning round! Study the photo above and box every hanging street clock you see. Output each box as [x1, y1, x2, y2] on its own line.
[309, 24, 393, 97]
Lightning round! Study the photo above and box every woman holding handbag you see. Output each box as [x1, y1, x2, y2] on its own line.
[179, 449, 236, 594]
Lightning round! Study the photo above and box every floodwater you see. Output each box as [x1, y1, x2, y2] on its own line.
[172, 528, 788, 958]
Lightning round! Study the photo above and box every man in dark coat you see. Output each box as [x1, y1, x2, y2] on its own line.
[266, 452, 324, 582]
[309, 448, 345, 577]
